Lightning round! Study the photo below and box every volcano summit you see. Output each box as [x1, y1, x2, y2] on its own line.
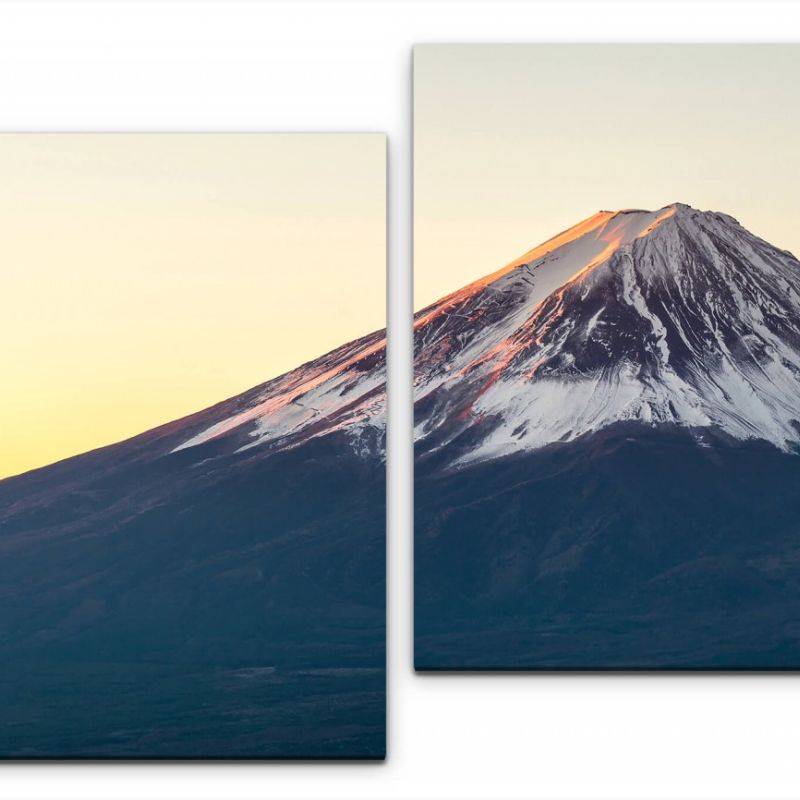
[414, 203, 800, 465]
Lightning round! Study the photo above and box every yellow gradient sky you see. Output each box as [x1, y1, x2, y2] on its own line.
[1, 134, 385, 479]
[414, 44, 800, 309]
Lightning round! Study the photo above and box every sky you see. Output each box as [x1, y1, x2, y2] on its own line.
[414, 44, 800, 309]
[0, 134, 385, 479]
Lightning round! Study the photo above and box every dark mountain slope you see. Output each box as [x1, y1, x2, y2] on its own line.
[416, 426, 800, 669]
[0, 328, 386, 756]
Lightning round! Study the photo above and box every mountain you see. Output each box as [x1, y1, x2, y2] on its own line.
[414, 203, 800, 465]
[414, 204, 800, 669]
[0, 329, 387, 757]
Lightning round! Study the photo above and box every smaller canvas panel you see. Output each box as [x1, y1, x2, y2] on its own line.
[0, 133, 386, 757]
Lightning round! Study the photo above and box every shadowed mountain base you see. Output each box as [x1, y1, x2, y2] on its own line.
[0, 433, 385, 758]
[415, 426, 800, 670]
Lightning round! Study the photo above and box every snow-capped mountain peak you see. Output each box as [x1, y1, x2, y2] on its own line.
[414, 204, 800, 466]
[164, 203, 800, 468]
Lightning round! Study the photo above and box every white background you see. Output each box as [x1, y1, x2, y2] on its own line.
[2, 2, 800, 798]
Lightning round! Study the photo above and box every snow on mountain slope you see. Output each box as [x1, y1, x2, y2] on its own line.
[414, 203, 800, 465]
[168, 202, 800, 467]
[171, 327, 386, 457]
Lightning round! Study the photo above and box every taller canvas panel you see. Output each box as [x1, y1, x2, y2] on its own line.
[0, 133, 386, 757]
[414, 45, 800, 670]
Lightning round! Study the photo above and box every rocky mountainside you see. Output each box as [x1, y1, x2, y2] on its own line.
[414, 204, 800, 467]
